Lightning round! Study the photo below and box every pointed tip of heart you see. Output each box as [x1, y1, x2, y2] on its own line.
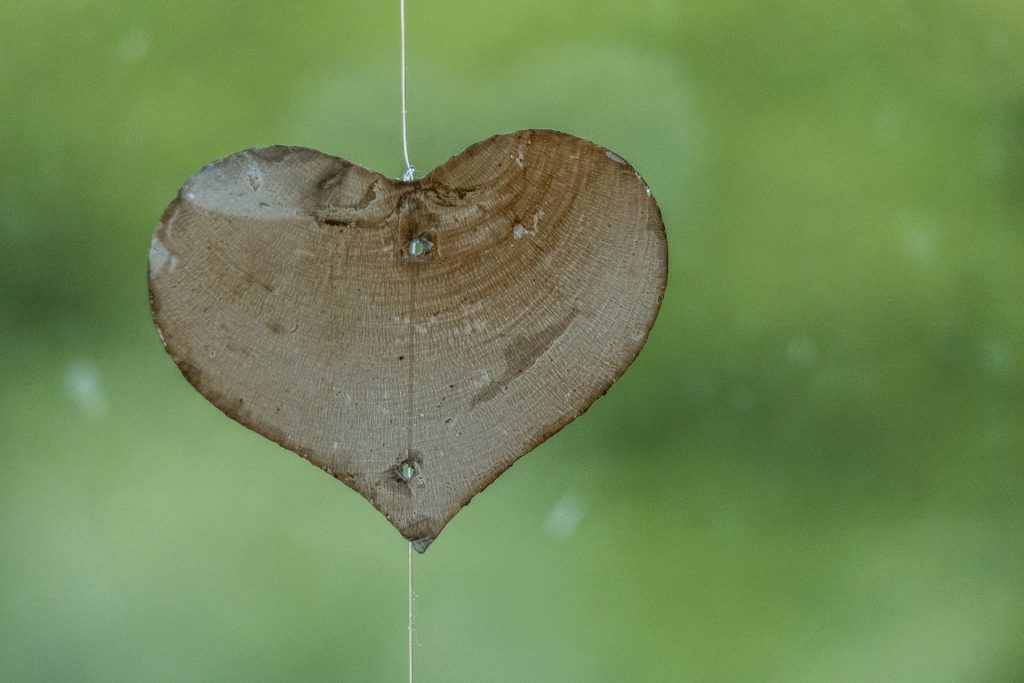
[410, 537, 434, 554]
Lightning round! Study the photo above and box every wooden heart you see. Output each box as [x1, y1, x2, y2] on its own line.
[149, 129, 667, 551]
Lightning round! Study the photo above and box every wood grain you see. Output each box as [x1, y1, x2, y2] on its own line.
[149, 129, 667, 551]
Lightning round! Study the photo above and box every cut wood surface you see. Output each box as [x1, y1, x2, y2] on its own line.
[149, 129, 667, 551]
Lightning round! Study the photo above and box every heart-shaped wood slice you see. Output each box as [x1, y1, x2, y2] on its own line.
[149, 129, 667, 551]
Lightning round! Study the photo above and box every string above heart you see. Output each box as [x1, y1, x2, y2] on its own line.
[400, 0, 415, 183]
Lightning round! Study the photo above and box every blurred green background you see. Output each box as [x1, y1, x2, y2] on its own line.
[2, 1, 1022, 681]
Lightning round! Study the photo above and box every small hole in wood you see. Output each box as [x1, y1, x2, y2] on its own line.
[406, 235, 433, 258]
[396, 461, 415, 482]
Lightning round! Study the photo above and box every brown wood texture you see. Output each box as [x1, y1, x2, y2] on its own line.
[148, 129, 667, 551]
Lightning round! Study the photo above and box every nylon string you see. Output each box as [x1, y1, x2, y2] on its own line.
[408, 540, 415, 683]
[400, 0, 415, 181]
[401, 5, 417, 683]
